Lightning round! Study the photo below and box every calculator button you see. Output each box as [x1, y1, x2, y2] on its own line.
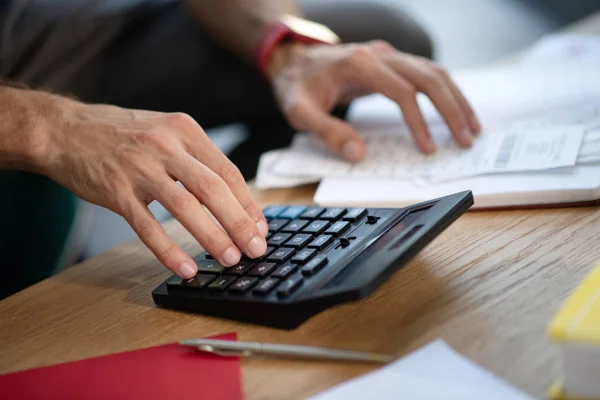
[168, 274, 215, 290]
[302, 220, 330, 235]
[267, 247, 295, 263]
[263, 205, 287, 219]
[301, 255, 328, 276]
[285, 233, 312, 249]
[272, 263, 297, 279]
[279, 206, 307, 220]
[277, 275, 303, 298]
[281, 219, 309, 233]
[257, 247, 275, 261]
[201, 252, 214, 260]
[342, 208, 367, 222]
[207, 275, 237, 292]
[321, 208, 346, 221]
[267, 233, 291, 246]
[299, 207, 325, 220]
[228, 277, 258, 293]
[307, 235, 334, 250]
[325, 221, 351, 237]
[291, 248, 317, 264]
[268, 219, 288, 232]
[266, 232, 273, 240]
[253, 278, 280, 296]
[194, 259, 225, 274]
[223, 261, 254, 276]
[248, 262, 277, 277]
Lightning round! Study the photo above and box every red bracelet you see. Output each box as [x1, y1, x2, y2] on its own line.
[255, 20, 331, 79]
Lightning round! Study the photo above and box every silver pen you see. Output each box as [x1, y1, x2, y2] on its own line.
[180, 338, 392, 364]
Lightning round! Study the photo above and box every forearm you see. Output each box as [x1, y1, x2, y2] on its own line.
[185, 0, 301, 63]
[0, 85, 62, 173]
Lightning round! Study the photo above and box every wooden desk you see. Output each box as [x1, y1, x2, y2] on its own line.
[1, 13, 600, 400]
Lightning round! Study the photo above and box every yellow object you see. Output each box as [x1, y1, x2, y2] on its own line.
[548, 381, 589, 400]
[549, 263, 600, 345]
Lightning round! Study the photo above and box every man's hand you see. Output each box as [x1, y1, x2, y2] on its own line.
[267, 41, 482, 161]
[27, 94, 268, 279]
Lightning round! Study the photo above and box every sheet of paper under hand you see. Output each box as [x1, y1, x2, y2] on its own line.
[255, 149, 319, 190]
[309, 340, 532, 400]
[0, 333, 243, 400]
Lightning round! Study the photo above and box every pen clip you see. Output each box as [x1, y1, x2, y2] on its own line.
[196, 344, 253, 358]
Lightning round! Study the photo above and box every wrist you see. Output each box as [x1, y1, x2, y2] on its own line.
[0, 87, 70, 174]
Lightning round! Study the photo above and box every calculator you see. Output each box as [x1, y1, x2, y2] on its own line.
[152, 191, 473, 329]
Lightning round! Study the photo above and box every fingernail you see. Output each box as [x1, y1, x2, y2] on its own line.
[247, 236, 267, 259]
[222, 246, 241, 266]
[256, 220, 269, 237]
[176, 262, 197, 279]
[341, 140, 365, 162]
[470, 115, 481, 134]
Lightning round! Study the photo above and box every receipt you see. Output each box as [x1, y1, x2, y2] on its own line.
[270, 126, 586, 183]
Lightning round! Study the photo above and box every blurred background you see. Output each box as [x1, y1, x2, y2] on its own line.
[79, 0, 599, 260]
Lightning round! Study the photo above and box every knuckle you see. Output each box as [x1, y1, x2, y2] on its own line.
[232, 217, 253, 233]
[135, 218, 156, 242]
[168, 191, 196, 215]
[158, 243, 180, 263]
[421, 70, 443, 91]
[140, 130, 180, 156]
[196, 172, 226, 197]
[369, 39, 394, 52]
[166, 112, 204, 137]
[398, 83, 417, 99]
[431, 63, 450, 79]
[219, 162, 243, 186]
[342, 45, 375, 68]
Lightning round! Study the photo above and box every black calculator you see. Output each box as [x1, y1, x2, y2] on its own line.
[153, 191, 473, 329]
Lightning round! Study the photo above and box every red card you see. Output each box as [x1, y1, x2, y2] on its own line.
[0, 333, 242, 400]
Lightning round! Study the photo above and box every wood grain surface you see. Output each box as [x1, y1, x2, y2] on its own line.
[1, 180, 599, 399]
[2, 12, 600, 400]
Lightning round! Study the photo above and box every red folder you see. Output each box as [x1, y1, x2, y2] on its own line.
[0, 333, 242, 400]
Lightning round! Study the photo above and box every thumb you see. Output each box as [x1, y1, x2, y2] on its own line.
[287, 99, 366, 162]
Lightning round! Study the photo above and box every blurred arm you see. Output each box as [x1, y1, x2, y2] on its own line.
[185, 0, 302, 63]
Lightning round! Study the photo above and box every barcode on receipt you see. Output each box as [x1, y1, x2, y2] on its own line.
[494, 134, 518, 169]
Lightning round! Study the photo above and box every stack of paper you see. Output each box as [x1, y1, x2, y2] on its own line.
[255, 34, 600, 209]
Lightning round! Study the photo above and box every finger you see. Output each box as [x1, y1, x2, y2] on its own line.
[443, 77, 481, 135]
[288, 97, 367, 162]
[152, 178, 246, 266]
[383, 55, 473, 147]
[123, 198, 197, 279]
[163, 112, 269, 236]
[334, 46, 436, 153]
[167, 155, 268, 260]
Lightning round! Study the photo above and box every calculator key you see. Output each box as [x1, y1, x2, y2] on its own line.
[207, 275, 237, 292]
[277, 274, 303, 298]
[301, 255, 328, 276]
[266, 232, 273, 240]
[302, 220, 330, 235]
[223, 261, 254, 276]
[325, 221, 351, 237]
[248, 262, 277, 277]
[267, 247, 295, 263]
[200, 252, 214, 260]
[272, 263, 297, 279]
[253, 278, 280, 296]
[194, 259, 225, 274]
[291, 248, 316, 264]
[228, 277, 258, 293]
[168, 274, 215, 290]
[281, 219, 309, 233]
[342, 208, 367, 222]
[257, 247, 275, 261]
[299, 207, 325, 220]
[321, 208, 346, 221]
[268, 219, 288, 232]
[285, 233, 312, 249]
[307, 235, 334, 250]
[279, 206, 307, 220]
[263, 205, 287, 219]
[267, 232, 291, 246]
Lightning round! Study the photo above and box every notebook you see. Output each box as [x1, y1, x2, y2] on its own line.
[0, 333, 243, 400]
[548, 262, 600, 400]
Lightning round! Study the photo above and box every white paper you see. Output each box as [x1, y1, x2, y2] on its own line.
[309, 340, 532, 400]
[520, 34, 600, 66]
[269, 126, 585, 183]
[254, 149, 319, 190]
